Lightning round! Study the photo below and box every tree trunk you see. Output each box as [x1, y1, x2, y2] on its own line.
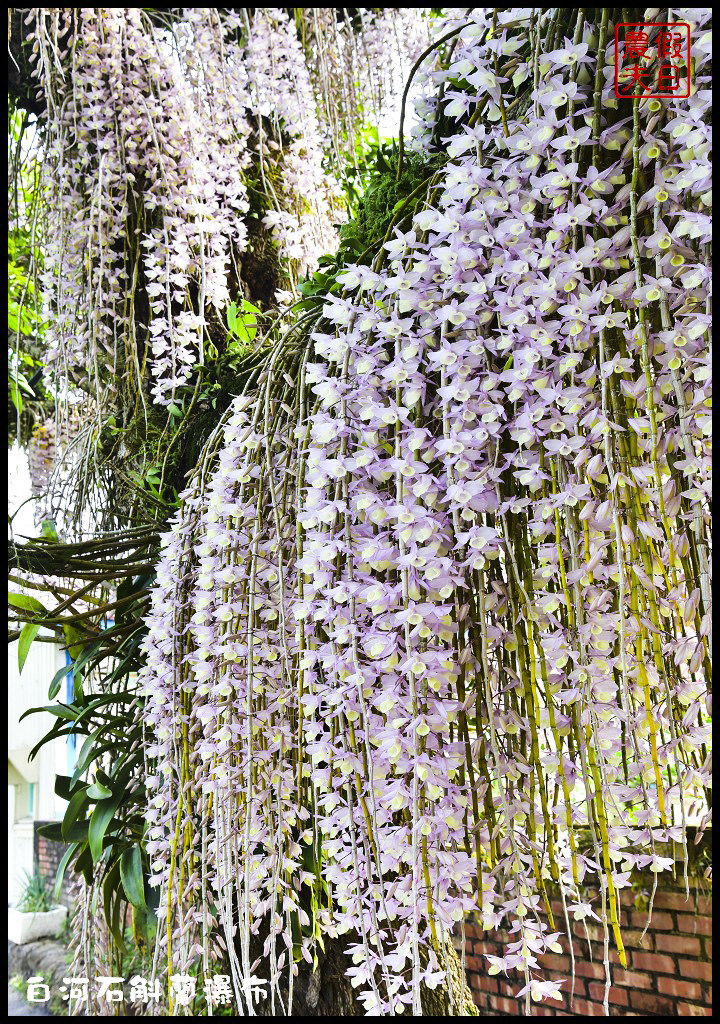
[250, 932, 479, 1016]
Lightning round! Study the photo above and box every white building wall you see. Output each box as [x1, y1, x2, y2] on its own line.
[8, 631, 70, 905]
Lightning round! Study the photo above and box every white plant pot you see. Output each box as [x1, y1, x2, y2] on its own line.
[8, 905, 67, 945]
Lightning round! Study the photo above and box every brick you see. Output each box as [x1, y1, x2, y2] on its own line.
[675, 1004, 713, 1016]
[655, 933, 701, 956]
[696, 896, 711, 915]
[538, 953, 570, 972]
[472, 941, 492, 956]
[652, 891, 695, 912]
[563, 979, 587, 1000]
[677, 959, 713, 983]
[574, 923, 605, 943]
[629, 909, 673, 930]
[473, 976, 498, 994]
[657, 977, 703, 1000]
[542, 994, 567, 1012]
[565, 998, 606, 1016]
[588, 982, 628, 1005]
[493, 997, 519, 1014]
[629, 991, 674, 1014]
[613, 970, 652, 990]
[631, 950, 676, 973]
[574, 961, 606, 980]
[676, 913, 712, 936]
[615, 929, 652, 950]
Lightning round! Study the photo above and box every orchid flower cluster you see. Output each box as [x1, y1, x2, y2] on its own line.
[28, 8, 391, 411]
[27, 417, 56, 503]
[303, 9, 429, 167]
[243, 8, 343, 282]
[141, 6, 710, 1016]
[30, 8, 249, 408]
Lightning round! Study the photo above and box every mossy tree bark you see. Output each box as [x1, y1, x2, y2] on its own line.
[249, 932, 479, 1016]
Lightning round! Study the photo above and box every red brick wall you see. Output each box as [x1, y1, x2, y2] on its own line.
[459, 880, 712, 1016]
[34, 821, 74, 908]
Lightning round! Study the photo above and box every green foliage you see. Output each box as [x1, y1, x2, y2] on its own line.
[8, 99, 51, 441]
[294, 139, 440, 311]
[17, 869, 53, 912]
[23, 570, 159, 952]
[339, 142, 440, 259]
[226, 298, 262, 352]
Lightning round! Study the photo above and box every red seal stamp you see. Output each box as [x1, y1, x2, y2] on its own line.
[614, 22, 691, 99]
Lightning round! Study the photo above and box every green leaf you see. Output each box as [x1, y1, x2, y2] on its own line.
[103, 861, 123, 944]
[9, 378, 22, 414]
[40, 519, 59, 542]
[73, 843, 94, 884]
[226, 298, 258, 345]
[87, 781, 113, 800]
[226, 301, 238, 333]
[18, 623, 40, 673]
[48, 663, 69, 700]
[120, 846, 147, 909]
[21, 703, 77, 723]
[63, 624, 86, 662]
[132, 904, 155, 953]
[89, 791, 124, 863]
[54, 775, 78, 801]
[62, 789, 90, 841]
[8, 591, 46, 615]
[72, 735, 117, 786]
[54, 842, 79, 900]
[39, 820, 89, 844]
[111, 882, 126, 949]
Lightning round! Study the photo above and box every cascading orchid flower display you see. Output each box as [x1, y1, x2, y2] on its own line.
[136, 7, 712, 1016]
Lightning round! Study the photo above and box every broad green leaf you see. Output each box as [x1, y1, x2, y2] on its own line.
[73, 843, 94, 884]
[21, 703, 77, 723]
[18, 623, 40, 673]
[38, 819, 89, 844]
[48, 663, 69, 700]
[103, 861, 123, 946]
[63, 624, 86, 661]
[120, 845, 146, 908]
[87, 781, 113, 800]
[226, 301, 238, 332]
[8, 591, 46, 615]
[72, 736, 118, 786]
[9, 379, 22, 414]
[54, 842, 79, 900]
[89, 791, 124, 862]
[40, 519, 59, 541]
[111, 882, 125, 949]
[62, 789, 90, 841]
[132, 905, 156, 953]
